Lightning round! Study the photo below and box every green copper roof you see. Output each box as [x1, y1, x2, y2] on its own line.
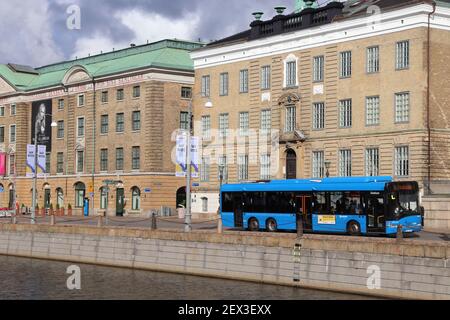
[0, 39, 204, 93]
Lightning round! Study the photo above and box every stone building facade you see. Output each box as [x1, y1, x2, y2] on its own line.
[0, 39, 203, 215]
[190, 0, 450, 215]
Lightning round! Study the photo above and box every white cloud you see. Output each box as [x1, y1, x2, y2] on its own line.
[70, 9, 200, 60]
[0, 0, 64, 66]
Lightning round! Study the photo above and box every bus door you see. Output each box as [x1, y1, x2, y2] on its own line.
[366, 192, 386, 233]
[296, 195, 312, 230]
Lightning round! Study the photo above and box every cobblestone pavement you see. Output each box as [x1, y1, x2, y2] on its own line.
[0, 215, 449, 242]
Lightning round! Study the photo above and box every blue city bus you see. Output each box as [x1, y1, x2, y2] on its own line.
[220, 177, 424, 236]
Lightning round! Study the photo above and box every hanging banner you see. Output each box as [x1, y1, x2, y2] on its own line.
[190, 136, 200, 179]
[26, 145, 35, 178]
[38, 145, 47, 177]
[175, 135, 199, 178]
[26, 145, 47, 177]
[31, 99, 53, 152]
[0, 153, 6, 176]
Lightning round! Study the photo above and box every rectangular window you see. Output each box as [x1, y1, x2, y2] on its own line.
[366, 96, 380, 126]
[285, 106, 296, 132]
[261, 66, 271, 90]
[396, 40, 410, 70]
[0, 106, 4, 117]
[180, 112, 189, 131]
[218, 156, 228, 183]
[58, 99, 65, 110]
[132, 146, 140, 170]
[339, 99, 352, 128]
[116, 148, 124, 171]
[201, 157, 210, 182]
[367, 46, 380, 73]
[76, 150, 84, 173]
[286, 61, 297, 87]
[100, 149, 108, 172]
[395, 146, 409, 177]
[219, 72, 229, 96]
[78, 94, 85, 107]
[57, 120, 64, 139]
[77, 118, 85, 137]
[395, 92, 410, 123]
[239, 112, 249, 137]
[312, 151, 325, 178]
[101, 115, 109, 134]
[313, 102, 325, 130]
[132, 86, 141, 98]
[238, 154, 249, 181]
[365, 148, 379, 176]
[260, 154, 271, 180]
[202, 115, 211, 139]
[132, 111, 141, 131]
[116, 113, 124, 133]
[101, 91, 108, 104]
[201, 75, 210, 97]
[313, 56, 324, 82]
[45, 152, 50, 174]
[9, 154, 15, 175]
[239, 69, 249, 93]
[340, 51, 352, 78]
[9, 125, 16, 143]
[202, 198, 208, 213]
[261, 109, 271, 134]
[117, 89, 124, 101]
[219, 113, 229, 138]
[57, 153, 64, 174]
[0, 126, 4, 143]
[339, 150, 352, 177]
[10, 104, 16, 116]
[181, 87, 192, 99]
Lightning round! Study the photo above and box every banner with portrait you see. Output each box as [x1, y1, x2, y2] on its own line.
[31, 99, 53, 152]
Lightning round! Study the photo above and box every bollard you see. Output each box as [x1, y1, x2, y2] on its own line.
[151, 212, 157, 230]
[396, 224, 403, 240]
[11, 214, 17, 225]
[97, 215, 103, 228]
[296, 213, 304, 239]
[50, 215, 55, 226]
[217, 215, 223, 234]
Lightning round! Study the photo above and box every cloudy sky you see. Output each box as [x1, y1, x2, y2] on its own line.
[0, 0, 330, 67]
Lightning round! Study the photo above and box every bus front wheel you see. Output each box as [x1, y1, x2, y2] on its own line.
[248, 218, 260, 232]
[266, 219, 278, 232]
[347, 221, 361, 236]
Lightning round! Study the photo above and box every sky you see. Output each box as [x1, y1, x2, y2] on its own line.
[0, 0, 330, 67]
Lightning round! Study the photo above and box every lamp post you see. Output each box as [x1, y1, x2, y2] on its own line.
[31, 114, 57, 224]
[324, 161, 331, 178]
[184, 96, 212, 233]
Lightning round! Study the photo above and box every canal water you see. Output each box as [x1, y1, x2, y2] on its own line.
[0, 255, 373, 300]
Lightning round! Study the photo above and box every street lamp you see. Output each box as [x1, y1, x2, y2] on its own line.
[184, 96, 213, 232]
[31, 114, 57, 224]
[324, 161, 331, 178]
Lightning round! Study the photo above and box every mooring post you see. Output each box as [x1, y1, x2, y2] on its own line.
[217, 215, 223, 234]
[50, 214, 55, 226]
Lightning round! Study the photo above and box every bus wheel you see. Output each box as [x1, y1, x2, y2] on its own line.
[266, 219, 278, 232]
[347, 221, 361, 236]
[248, 218, 260, 232]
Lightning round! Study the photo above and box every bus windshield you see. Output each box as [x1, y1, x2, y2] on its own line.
[387, 182, 420, 220]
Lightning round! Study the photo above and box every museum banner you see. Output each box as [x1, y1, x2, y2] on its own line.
[31, 99, 53, 152]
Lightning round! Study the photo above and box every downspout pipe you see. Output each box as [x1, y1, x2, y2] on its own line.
[427, 1, 436, 195]
[91, 78, 97, 214]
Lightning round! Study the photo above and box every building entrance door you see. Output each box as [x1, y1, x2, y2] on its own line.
[286, 149, 297, 180]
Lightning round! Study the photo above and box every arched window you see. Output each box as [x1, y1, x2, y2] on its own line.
[100, 187, 108, 210]
[74, 182, 85, 208]
[56, 188, 64, 208]
[131, 187, 141, 211]
[201, 197, 208, 213]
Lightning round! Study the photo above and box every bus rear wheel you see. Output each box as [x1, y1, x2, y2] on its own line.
[266, 219, 278, 232]
[248, 218, 260, 232]
[347, 221, 361, 236]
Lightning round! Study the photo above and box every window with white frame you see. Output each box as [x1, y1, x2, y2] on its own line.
[57, 120, 64, 139]
[339, 149, 352, 177]
[312, 151, 325, 178]
[201, 115, 211, 139]
[77, 117, 85, 137]
[260, 154, 271, 180]
[239, 69, 249, 93]
[101, 115, 109, 134]
[76, 150, 84, 173]
[218, 156, 228, 183]
[339, 99, 352, 128]
[116, 113, 124, 133]
[219, 113, 229, 138]
[367, 46, 380, 73]
[285, 60, 297, 87]
[100, 149, 108, 172]
[116, 148, 124, 171]
[340, 51, 352, 78]
[201, 75, 210, 97]
[58, 99, 65, 110]
[10, 104, 16, 116]
[219, 72, 229, 96]
[131, 187, 141, 210]
[395, 92, 410, 123]
[201, 157, 210, 182]
[366, 96, 380, 126]
[101, 91, 108, 104]
[238, 154, 249, 181]
[0, 126, 5, 143]
[9, 125, 16, 143]
[239, 112, 249, 137]
[116, 89, 124, 101]
[285, 106, 296, 133]
[261, 109, 271, 134]
[100, 188, 107, 209]
[132, 146, 140, 170]
[57, 153, 64, 174]
[132, 86, 141, 98]
[261, 66, 271, 90]
[132, 111, 141, 131]
[365, 148, 379, 176]
[396, 40, 410, 70]
[78, 94, 85, 107]
[313, 102, 325, 130]
[313, 56, 324, 82]
[395, 146, 409, 177]
[0, 106, 4, 117]
[202, 197, 208, 212]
